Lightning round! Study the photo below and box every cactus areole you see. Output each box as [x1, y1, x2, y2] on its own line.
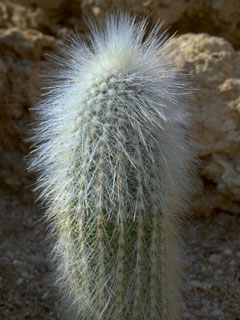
[29, 14, 196, 320]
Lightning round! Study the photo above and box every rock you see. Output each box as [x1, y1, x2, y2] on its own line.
[13, 0, 65, 10]
[80, 0, 240, 50]
[16, 277, 24, 286]
[183, 312, 195, 320]
[223, 248, 232, 257]
[41, 291, 49, 300]
[175, 33, 240, 215]
[0, 1, 56, 35]
[189, 254, 198, 263]
[0, 27, 61, 201]
[190, 280, 202, 289]
[209, 254, 222, 264]
[210, 308, 224, 318]
[5, 0, 240, 51]
[0, 257, 11, 270]
[214, 269, 224, 279]
[229, 259, 235, 266]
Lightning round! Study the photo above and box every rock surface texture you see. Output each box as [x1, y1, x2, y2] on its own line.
[80, 0, 240, 49]
[175, 34, 240, 215]
[0, 28, 61, 202]
[3, 0, 240, 50]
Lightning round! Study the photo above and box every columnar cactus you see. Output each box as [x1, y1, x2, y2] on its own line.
[30, 14, 196, 320]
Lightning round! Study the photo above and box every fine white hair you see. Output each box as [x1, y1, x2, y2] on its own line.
[29, 13, 196, 320]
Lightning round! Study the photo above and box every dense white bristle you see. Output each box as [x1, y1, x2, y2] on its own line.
[29, 13, 196, 320]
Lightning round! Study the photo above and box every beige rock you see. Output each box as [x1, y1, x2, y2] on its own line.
[4, 0, 240, 51]
[0, 28, 61, 202]
[11, 0, 65, 10]
[79, 0, 240, 50]
[175, 33, 240, 215]
[0, 1, 62, 36]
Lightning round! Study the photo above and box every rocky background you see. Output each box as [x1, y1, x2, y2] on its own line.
[0, 0, 239, 319]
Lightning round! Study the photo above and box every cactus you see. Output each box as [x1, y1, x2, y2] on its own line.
[30, 14, 196, 320]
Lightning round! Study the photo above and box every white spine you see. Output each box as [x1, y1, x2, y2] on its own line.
[30, 14, 196, 320]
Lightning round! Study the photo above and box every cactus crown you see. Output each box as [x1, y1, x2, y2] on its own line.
[30, 14, 195, 320]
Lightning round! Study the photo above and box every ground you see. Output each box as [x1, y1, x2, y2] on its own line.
[0, 188, 239, 319]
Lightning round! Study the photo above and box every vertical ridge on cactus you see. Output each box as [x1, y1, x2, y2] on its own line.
[29, 13, 196, 320]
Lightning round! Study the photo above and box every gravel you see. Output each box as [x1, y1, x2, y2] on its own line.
[0, 189, 239, 319]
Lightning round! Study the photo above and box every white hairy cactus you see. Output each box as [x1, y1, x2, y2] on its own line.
[30, 14, 196, 320]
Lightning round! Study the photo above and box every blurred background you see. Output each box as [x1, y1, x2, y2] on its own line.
[0, 0, 239, 319]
